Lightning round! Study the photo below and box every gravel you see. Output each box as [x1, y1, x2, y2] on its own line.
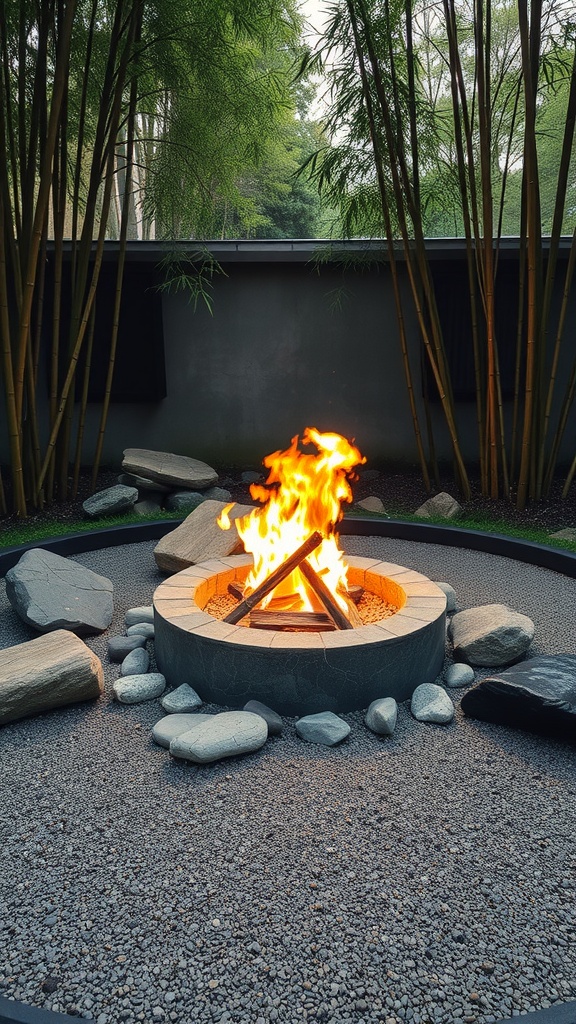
[0, 535, 575, 1024]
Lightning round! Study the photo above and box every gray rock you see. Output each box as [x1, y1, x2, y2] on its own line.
[126, 622, 154, 639]
[120, 648, 150, 676]
[82, 485, 138, 518]
[118, 472, 171, 494]
[415, 492, 463, 520]
[203, 486, 232, 502]
[113, 673, 166, 704]
[449, 604, 535, 666]
[550, 527, 576, 542]
[364, 697, 397, 736]
[295, 711, 351, 746]
[153, 499, 255, 574]
[134, 499, 162, 516]
[152, 713, 213, 749]
[0, 630, 103, 725]
[164, 491, 206, 513]
[241, 471, 263, 484]
[169, 711, 268, 763]
[5, 549, 114, 636]
[122, 448, 218, 490]
[356, 496, 386, 514]
[411, 683, 454, 724]
[243, 700, 283, 736]
[435, 581, 457, 612]
[161, 684, 203, 714]
[445, 663, 474, 688]
[108, 635, 147, 662]
[125, 606, 154, 627]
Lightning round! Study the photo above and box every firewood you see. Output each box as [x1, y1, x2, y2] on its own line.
[298, 560, 354, 630]
[228, 581, 244, 601]
[346, 584, 364, 605]
[223, 532, 323, 625]
[249, 610, 336, 632]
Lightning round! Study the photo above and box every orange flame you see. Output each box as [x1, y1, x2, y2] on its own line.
[219, 428, 365, 612]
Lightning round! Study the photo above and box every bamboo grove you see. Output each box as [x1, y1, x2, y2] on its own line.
[308, 0, 576, 507]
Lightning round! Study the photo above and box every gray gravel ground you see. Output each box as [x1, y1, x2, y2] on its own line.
[1, 535, 575, 1024]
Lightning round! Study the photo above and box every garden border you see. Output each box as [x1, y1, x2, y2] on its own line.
[1, 516, 576, 1024]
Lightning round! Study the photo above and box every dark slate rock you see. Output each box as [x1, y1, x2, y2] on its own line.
[243, 700, 283, 736]
[108, 635, 147, 662]
[461, 655, 576, 743]
[82, 484, 138, 518]
[5, 549, 113, 636]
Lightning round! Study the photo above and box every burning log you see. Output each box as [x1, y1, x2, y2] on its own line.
[249, 610, 336, 632]
[223, 532, 323, 625]
[298, 560, 355, 630]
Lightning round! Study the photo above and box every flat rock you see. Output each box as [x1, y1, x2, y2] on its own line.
[161, 684, 203, 714]
[164, 491, 206, 513]
[461, 655, 576, 743]
[126, 622, 154, 639]
[118, 472, 171, 494]
[445, 663, 474, 688]
[113, 673, 166, 704]
[550, 527, 576, 542]
[5, 549, 114, 636]
[152, 713, 213, 748]
[295, 711, 350, 746]
[108, 635, 147, 662]
[435, 582, 457, 612]
[125, 606, 154, 627]
[82, 484, 138, 518]
[169, 711, 268, 763]
[357, 496, 386, 514]
[134, 499, 162, 516]
[411, 683, 454, 724]
[120, 648, 150, 676]
[415, 491, 463, 520]
[154, 499, 255, 574]
[365, 697, 397, 735]
[122, 448, 218, 490]
[449, 604, 534, 666]
[0, 630, 103, 725]
[243, 700, 283, 736]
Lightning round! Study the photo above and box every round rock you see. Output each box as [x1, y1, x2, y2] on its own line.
[120, 647, 150, 676]
[411, 683, 454, 724]
[126, 622, 154, 639]
[356, 496, 386, 514]
[169, 711, 268, 764]
[113, 673, 166, 704]
[364, 697, 398, 736]
[125, 606, 154, 627]
[161, 684, 203, 714]
[108, 635, 147, 662]
[164, 491, 206, 513]
[445, 663, 474, 688]
[243, 700, 283, 736]
[295, 711, 350, 746]
[152, 713, 213, 749]
[435, 582, 457, 612]
[449, 604, 535, 666]
[82, 484, 138, 518]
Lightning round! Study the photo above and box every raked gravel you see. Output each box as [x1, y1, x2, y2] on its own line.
[0, 536, 575, 1024]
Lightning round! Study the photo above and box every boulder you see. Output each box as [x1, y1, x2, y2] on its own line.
[356, 496, 386, 514]
[108, 635, 147, 662]
[122, 448, 218, 490]
[153, 499, 255, 574]
[449, 604, 534, 666]
[113, 673, 166, 704]
[164, 491, 206, 513]
[364, 697, 397, 736]
[461, 655, 576, 743]
[204, 486, 232, 502]
[243, 699, 283, 736]
[169, 711, 268, 763]
[411, 683, 454, 724]
[415, 492, 463, 520]
[134, 499, 162, 516]
[295, 711, 350, 746]
[118, 472, 171, 494]
[435, 582, 457, 612]
[152, 713, 213, 749]
[82, 484, 138, 518]
[120, 647, 150, 676]
[5, 548, 114, 636]
[161, 684, 203, 714]
[126, 622, 154, 639]
[445, 663, 474, 688]
[125, 606, 154, 627]
[0, 630, 103, 725]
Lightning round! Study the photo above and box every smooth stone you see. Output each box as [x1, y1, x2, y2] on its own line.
[203, 486, 232, 502]
[445, 663, 474, 688]
[364, 697, 397, 736]
[118, 472, 171, 494]
[122, 448, 218, 490]
[113, 673, 166, 704]
[169, 711, 268, 763]
[134, 499, 162, 516]
[108, 635, 147, 662]
[461, 654, 576, 743]
[125, 606, 154, 627]
[120, 648, 150, 676]
[126, 622, 154, 639]
[415, 491, 463, 520]
[82, 484, 138, 518]
[152, 713, 213, 748]
[153, 499, 255, 574]
[241, 471, 263, 484]
[356, 496, 386, 514]
[449, 604, 534, 667]
[161, 684, 203, 714]
[295, 711, 351, 746]
[243, 699, 283, 736]
[0, 630, 103, 725]
[435, 581, 457, 612]
[5, 549, 114, 636]
[411, 683, 454, 724]
[550, 527, 576, 542]
[164, 491, 206, 513]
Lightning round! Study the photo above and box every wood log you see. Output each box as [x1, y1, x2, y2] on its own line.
[228, 580, 245, 601]
[223, 531, 323, 624]
[249, 610, 336, 632]
[298, 560, 354, 630]
[346, 584, 364, 605]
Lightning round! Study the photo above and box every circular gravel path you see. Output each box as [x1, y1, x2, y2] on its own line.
[0, 536, 575, 1024]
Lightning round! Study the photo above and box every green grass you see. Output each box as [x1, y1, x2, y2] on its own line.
[2, 506, 576, 554]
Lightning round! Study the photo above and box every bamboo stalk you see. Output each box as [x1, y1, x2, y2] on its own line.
[223, 533, 324, 625]
[72, 301, 97, 496]
[0, 198, 26, 516]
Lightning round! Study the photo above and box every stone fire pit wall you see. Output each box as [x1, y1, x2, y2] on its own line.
[153, 556, 447, 716]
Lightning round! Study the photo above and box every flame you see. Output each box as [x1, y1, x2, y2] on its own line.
[222, 428, 365, 613]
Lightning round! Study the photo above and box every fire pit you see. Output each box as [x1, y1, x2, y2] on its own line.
[154, 428, 446, 715]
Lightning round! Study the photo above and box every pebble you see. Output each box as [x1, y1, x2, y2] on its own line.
[161, 684, 203, 714]
[445, 663, 474, 688]
[411, 683, 454, 724]
[113, 673, 166, 704]
[434, 582, 457, 612]
[120, 648, 150, 676]
[126, 622, 155, 639]
[108, 635, 147, 662]
[243, 700, 283, 736]
[295, 712, 351, 746]
[125, 606, 154, 626]
[364, 697, 398, 736]
[151, 714, 213, 749]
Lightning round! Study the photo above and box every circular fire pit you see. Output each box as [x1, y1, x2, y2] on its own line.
[154, 555, 446, 715]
